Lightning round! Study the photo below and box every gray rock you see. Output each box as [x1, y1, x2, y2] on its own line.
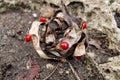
[111, 1, 120, 15]
[99, 56, 120, 80]
[82, 0, 120, 50]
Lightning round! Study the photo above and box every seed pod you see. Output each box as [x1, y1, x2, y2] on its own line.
[28, 2, 88, 60]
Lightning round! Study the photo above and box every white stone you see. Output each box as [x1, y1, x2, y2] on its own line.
[32, 13, 37, 18]
[65, 70, 70, 74]
[46, 63, 55, 70]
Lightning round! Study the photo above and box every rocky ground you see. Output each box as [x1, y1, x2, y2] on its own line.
[0, 0, 120, 80]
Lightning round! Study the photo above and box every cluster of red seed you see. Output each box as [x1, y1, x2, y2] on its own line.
[25, 17, 87, 49]
[25, 17, 87, 59]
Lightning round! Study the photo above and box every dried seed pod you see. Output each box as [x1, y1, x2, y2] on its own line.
[28, 2, 88, 60]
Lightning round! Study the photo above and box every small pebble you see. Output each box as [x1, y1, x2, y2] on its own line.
[65, 70, 70, 74]
[32, 13, 37, 18]
[46, 63, 54, 70]
[58, 68, 64, 74]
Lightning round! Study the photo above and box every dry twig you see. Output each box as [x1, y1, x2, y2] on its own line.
[43, 62, 59, 80]
[67, 61, 81, 80]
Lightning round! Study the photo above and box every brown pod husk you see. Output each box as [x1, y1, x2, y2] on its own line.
[29, 2, 88, 60]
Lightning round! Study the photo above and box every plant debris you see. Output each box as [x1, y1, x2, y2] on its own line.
[19, 59, 40, 80]
[28, 1, 88, 60]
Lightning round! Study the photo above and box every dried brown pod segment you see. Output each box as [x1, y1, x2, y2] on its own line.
[29, 2, 88, 60]
[73, 32, 88, 57]
[60, 1, 83, 29]
[29, 21, 51, 59]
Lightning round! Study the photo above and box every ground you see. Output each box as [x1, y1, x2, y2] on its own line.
[0, 1, 120, 80]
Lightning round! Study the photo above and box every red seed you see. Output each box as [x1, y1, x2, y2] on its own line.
[76, 56, 82, 60]
[25, 35, 32, 42]
[60, 42, 69, 50]
[82, 22, 87, 29]
[39, 17, 46, 23]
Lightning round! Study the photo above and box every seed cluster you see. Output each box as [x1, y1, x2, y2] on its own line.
[26, 2, 88, 60]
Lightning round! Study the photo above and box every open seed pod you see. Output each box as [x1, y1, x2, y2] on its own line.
[28, 2, 88, 60]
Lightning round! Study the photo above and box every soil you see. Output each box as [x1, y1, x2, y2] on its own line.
[0, 5, 120, 80]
